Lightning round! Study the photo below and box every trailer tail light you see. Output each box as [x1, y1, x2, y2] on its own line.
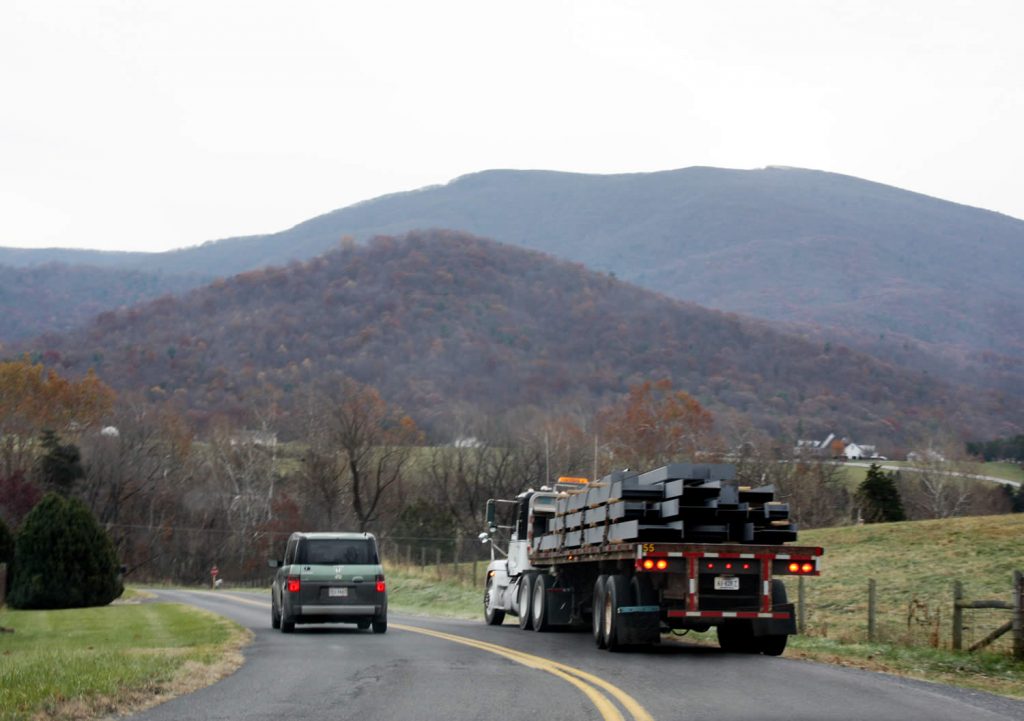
[287, 576, 301, 593]
[786, 561, 816, 575]
[639, 557, 670, 571]
[376, 575, 386, 593]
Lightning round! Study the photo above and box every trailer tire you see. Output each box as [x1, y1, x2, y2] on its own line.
[517, 574, 535, 630]
[592, 575, 609, 648]
[484, 578, 506, 626]
[603, 574, 631, 651]
[631, 574, 657, 606]
[716, 621, 754, 653]
[756, 579, 789, 656]
[531, 574, 554, 631]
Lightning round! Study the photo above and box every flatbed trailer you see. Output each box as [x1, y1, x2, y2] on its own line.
[481, 464, 825, 654]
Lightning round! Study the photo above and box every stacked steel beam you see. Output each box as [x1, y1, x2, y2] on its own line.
[536, 463, 797, 551]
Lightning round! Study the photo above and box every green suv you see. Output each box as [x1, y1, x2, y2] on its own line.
[270, 532, 387, 634]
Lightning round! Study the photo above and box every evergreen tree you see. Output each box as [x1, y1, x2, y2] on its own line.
[1009, 485, 1024, 514]
[8, 493, 123, 609]
[0, 517, 12, 566]
[856, 463, 906, 523]
[35, 430, 85, 496]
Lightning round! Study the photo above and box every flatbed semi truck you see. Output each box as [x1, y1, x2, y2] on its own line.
[480, 463, 823, 654]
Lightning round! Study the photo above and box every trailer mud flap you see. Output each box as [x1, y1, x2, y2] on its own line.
[752, 603, 797, 636]
[545, 588, 574, 626]
[616, 605, 661, 645]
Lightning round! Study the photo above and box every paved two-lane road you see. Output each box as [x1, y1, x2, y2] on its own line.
[133, 590, 1024, 721]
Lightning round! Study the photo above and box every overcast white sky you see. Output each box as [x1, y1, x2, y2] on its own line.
[1, 0, 1022, 252]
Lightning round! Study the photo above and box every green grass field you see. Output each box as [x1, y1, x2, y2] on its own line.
[0, 602, 248, 721]
[778, 514, 1024, 698]
[838, 460, 1024, 487]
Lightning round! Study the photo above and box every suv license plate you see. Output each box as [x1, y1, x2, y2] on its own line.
[714, 576, 740, 591]
[328, 587, 348, 598]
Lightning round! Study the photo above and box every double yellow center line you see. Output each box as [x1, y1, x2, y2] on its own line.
[392, 623, 654, 721]
[202, 592, 655, 721]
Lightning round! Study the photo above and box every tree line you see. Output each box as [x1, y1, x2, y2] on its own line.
[0, 359, 1017, 592]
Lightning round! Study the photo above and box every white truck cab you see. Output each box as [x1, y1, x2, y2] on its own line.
[481, 488, 560, 625]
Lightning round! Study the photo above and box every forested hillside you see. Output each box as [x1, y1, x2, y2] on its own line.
[23, 230, 1022, 444]
[3, 166, 1021, 405]
[0, 264, 205, 342]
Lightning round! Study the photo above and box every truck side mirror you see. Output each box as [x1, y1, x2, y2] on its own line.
[485, 499, 496, 533]
[268, 559, 282, 568]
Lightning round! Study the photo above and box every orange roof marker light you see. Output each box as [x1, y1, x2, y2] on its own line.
[557, 476, 589, 485]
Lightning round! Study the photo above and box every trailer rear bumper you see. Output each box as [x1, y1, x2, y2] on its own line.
[667, 602, 797, 635]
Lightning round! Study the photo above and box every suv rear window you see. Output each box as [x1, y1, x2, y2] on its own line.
[298, 539, 378, 565]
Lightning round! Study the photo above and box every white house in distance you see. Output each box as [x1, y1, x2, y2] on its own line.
[841, 442, 880, 460]
[794, 433, 884, 460]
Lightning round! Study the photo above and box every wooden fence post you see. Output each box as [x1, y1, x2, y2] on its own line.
[868, 579, 877, 642]
[1014, 570, 1023, 661]
[452, 537, 460, 579]
[435, 548, 443, 579]
[0, 562, 6, 606]
[952, 580, 963, 651]
[420, 547, 426, 568]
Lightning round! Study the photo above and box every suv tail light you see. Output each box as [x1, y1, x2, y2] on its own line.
[287, 576, 301, 593]
[376, 574, 386, 593]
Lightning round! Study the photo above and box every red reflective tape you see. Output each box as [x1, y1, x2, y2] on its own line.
[666, 610, 792, 619]
[760, 557, 772, 613]
[687, 555, 698, 611]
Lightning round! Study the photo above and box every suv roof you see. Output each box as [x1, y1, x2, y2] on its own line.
[288, 531, 376, 541]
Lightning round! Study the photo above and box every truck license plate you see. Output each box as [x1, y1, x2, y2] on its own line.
[328, 587, 348, 597]
[714, 576, 740, 591]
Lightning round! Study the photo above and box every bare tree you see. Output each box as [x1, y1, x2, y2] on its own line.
[900, 436, 974, 519]
[733, 438, 851, 529]
[206, 416, 280, 575]
[329, 379, 422, 532]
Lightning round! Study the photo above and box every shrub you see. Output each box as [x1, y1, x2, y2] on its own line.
[8, 493, 123, 609]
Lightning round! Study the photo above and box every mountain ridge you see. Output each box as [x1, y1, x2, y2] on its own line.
[2, 165, 1022, 412]
[22, 230, 1022, 446]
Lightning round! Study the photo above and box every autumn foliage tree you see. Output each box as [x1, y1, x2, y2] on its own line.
[0, 359, 115, 478]
[597, 379, 717, 471]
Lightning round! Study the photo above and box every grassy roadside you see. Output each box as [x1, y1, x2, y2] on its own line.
[386, 563, 483, 618]
[0, 602, 250, 721]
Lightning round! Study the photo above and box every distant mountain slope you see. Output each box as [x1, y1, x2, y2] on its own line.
[3, 166, 1022, 399]
[0, 263, 206, 343]
[25, 231, 1022, 444]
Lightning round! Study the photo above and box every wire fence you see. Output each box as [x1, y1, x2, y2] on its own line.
[795, 572, 1024, 659]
